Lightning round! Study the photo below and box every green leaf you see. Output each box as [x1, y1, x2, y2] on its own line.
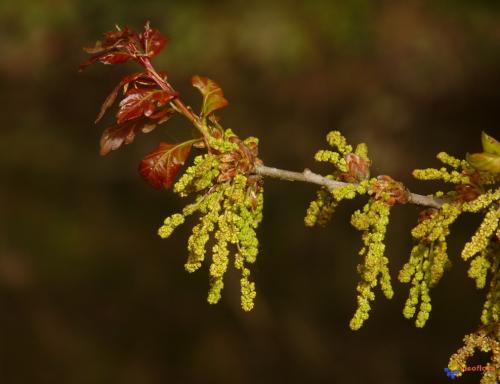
[191, 75, 228, 117]
[466, 152, 500, 174]
[481, 131, 500, 155]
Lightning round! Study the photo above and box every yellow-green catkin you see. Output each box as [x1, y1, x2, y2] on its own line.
[462, 206, 500, 261]
[207, 128, 239, 153]
[313, 131, 355, 173]
[413, 151, 472, 184]
[331, 183, 363, 200]
[468, 247, 491, 290]
[304, 188, 337, 227]
[230, 176, 263, 311]
[305, 183, 369, 227]
[480, 255, 499, 326]
[475, 240, 499, 326]
[326, 131, 353, 154]
[411, 203, 461, 241]
[158, 213, 185, 239]
[399, 203, 460, 327]
[436, 152, 469, 169]
[306, 131, 371, 228]
[462, 189, 500, 213]
[207, 211, 231, 304]
[314, 150, 344, 168]
[349, 199, 393, 330]
[355, 143, 369, 161]
[412, 168, 470, 184]
[174, 154, 220, 196]
[398, 242, 449, 327]
[185, 190, 223, 273]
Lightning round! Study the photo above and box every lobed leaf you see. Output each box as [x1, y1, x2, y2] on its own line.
[95, 71, 170, 123]
[79, 22, 167, 71]
[117, 88, 177, 124]
[100, 109, 175, 156]
[95, 72, 144, 123]
[139, 141, 194, 189]
[79, 26, 138, 70]
[191, 75, 228, 117]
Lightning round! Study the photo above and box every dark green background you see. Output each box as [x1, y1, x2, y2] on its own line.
[1, 0, 499, 383]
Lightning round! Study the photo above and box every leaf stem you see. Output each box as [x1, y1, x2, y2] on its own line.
[140, 57, 209, 139]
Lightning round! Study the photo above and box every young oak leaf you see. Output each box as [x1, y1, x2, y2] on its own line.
[79, 26, 138, 70]
[95, 72, 144, 123]
[481, 131, 500, 155]
[79, 22, 167, 71]
[466, 132, 500, 174]
[140, 21, 167, 57]
[342, 153, 371, 182]
[466, 152, 500, 174]
[116, 87, 177, 124]
[100, 109, 175, 156]
[96, 71, 170, 123]
[139, 141, 194, 189]
[191, 75, 228, 117]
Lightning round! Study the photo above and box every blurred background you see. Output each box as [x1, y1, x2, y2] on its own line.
[1, 0, 499, 383]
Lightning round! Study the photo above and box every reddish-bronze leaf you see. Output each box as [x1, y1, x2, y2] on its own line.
[100, 109, 175, 156]
[139, 141, 194, 189]
[95, 72, 145, 123]
[79, 26, 138, 71]
[140, 21, 167, 58]
[456, 184, 481, 203]
[100, 120, 141, 156]
[145, 107, 175, 124]
[80, 22, 167, 71]
[116, 88, 177, 124]
[98, 52, 132, 65]
[191, 75, 228, 117]
[96, 72, 170, 123]
[344, 153, 371, 182]
[368, 175, 409, 205]
[100, 26, 138, 51]
[80, 46, 132, 70]
[132, 71, 168, 88]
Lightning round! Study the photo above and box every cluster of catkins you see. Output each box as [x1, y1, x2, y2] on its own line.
[158, 129, 263, 311]
[304, 131, 410, 330]
[305, 131, 500, 380]
[388, 133, 499, 381]
[402, 146, 500, 329]
[304, 131, 371, 228]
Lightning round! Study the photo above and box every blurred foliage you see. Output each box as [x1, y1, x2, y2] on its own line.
[1, 0, 500, 383]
